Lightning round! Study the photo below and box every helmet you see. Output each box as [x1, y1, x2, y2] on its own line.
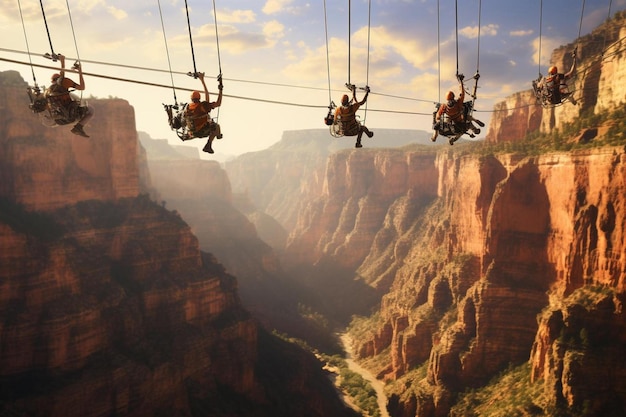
[341, 94, 349, 106]
[445, 91, 455, 100]
[51, 73, 61, 81]
[191, 91, 201, 100]
[548, 66, 558, 75]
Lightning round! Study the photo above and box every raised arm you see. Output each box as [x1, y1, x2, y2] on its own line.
[213, 74, 223, 108]
[564, 50, 577, 79]
[198, 72, 210, 102]
[358, 86, 370, 106]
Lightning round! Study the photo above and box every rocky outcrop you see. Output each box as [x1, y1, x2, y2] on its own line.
[280, 140, 626, 416]
[486, 11, 626, 143]
[0, 72, 357, 417]
[0, 72, 139, 210]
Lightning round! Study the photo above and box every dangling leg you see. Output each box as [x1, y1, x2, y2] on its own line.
[71, 105, 94, 138]
[203, 133, 215, 153]
[363, 125, 373, 138]
[355, 129, 364, 148]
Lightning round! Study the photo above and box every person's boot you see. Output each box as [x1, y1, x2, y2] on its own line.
[71, 123, 89, 137]
[431, 131, 438, 142]
[202, 140, 214, 153]
[355, 140, 362, 148]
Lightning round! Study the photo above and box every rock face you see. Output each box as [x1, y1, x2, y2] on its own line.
[0, 73, 139, 210]
[280, 143, 626, 416]
[0, 72, 357, 417]
[486, 10, 626, 143]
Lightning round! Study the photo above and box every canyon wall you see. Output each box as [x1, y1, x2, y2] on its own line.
[0, 71, 139, 210]
[486, 10, 626, 143]
[277, 138, 625, 416]
[0, 72, 357, 417]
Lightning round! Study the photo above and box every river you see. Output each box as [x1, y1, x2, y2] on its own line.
[340, 333, 391, 417]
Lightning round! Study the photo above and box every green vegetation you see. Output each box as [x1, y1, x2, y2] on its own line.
[451, 363, 547, 417]
[319, 352, 382, 417]
[474, 106, 626, 157]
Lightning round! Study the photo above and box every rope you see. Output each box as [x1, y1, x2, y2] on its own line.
[455, 0, 459, 76]
[64, 0, 82, 99]
[538, 0, 543, 76]
[1, 55, 440, 115]
[347, 0, 351, 87]
[183, 0, 198, 76]
[65, 0, 80, 62]
[39, 0, 56, 58]
[157, 0, 177, 104]
[17, 0, 37, 85]
[212, 0, 222, 120]
[577, 0, 586, 40]
[362, 0, 372, 122]
[437, 0, 441, 102]
[323, 0, 333, 106]
[476, 0, 482, 73]
[212, 0, 222, 75]
[601, 0, 613, 56]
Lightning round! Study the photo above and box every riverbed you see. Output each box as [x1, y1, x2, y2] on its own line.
[340, 333, 391, 417]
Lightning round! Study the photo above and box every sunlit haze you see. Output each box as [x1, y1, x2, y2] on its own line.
[1, 0, 623, 160]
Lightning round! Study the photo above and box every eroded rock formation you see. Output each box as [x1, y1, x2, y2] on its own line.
[0, 72, 357, 417]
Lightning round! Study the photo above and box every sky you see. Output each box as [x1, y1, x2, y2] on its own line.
[1, 0, 624, 160]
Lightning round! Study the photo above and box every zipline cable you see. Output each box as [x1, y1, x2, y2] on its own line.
[577, 0, 586, 41]
[362, 0, 372, 122]
[347, 0, 351, 87]
[437, 0, 441, 102]
[65, 0, 81, 63]
[212, 0, 222, 120]
[17, 0, 37, 86]
[183, 0, 198, 77]
[476, 0, 482, 74]
[601, 0, 613, 56]
[157, 0, 178, 104]
[39, 0, 56, 58]
[538, 0, 543, 76]
[455, 0, 459, 76]
[64, 0, 83, 99]
[212, 0, 222, 76]
[323, 0, 333, 106]
[2, 56, 442, 116]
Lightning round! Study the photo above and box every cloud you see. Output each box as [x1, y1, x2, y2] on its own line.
[459, 24, 499, 39]
[263, 20, 285, 39]
[531, 35, 567, 67]
[217, 9, 256, 24]
[510, 29, 533, 37]
[262, 0, 292, 15]
[107, 6, 127, 20]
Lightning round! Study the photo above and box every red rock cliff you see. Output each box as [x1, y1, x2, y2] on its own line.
[282, 141, 625, 416]
[486, 11, 626, 143]
[0, 71, 139, 210]
[0, 72, 358, 417]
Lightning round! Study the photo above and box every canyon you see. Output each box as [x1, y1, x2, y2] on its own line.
[0, 71, 357, 417]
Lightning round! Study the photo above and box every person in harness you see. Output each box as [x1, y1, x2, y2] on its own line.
[431, 73, 483, 143]
[167, 72, 223, 154]
[43, 53, 93, 137]
[535, 50, 577, 106]
[334, 84, 373, 148]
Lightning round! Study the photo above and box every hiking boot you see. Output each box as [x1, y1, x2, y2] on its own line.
[216, 134, 223, 139]
[475, 119, 485, 127]
[472, 127, 481, 134]
[71, 124, 89, 138]
[355, 141, 362, 148]
[449, 137, 455, 145]
[431, 133, 438, 142]
[203, 143, 214, 153]
[366, 131, 373, 138]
